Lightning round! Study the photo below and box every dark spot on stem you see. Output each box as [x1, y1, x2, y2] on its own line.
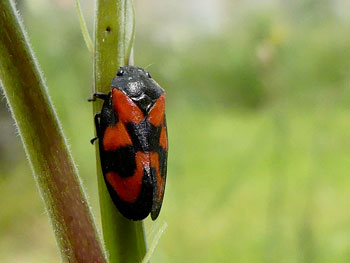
[106, 26, 111, 33]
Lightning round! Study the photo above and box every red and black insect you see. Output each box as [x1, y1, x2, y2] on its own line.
[89, 66, 168, 221]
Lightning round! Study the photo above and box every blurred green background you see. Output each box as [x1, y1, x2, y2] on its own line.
[1, 0, 350, 262]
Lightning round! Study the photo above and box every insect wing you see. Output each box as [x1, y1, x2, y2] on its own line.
[148, 94, 168, 220]
[99, 88, 153, 220]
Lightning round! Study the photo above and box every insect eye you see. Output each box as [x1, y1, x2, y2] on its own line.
[146, 72, 152, 78]
[117, 69, 124, 76]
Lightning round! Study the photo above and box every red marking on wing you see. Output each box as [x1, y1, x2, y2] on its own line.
[106, 151, 149, 203]
[159, 125, 168, 151]
[150, 152, 164, 199]
[148, 94, 165, 126]
[103, 121, 132, 151]
[112, 88, 144, 124]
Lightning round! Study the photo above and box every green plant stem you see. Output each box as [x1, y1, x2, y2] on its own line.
[0, 1, 106, 262]
[142, 222, 168, 263]
[93, 0, 146, 262]
[75, 0, 93, 54]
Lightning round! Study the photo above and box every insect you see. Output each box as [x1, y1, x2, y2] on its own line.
[89, 66, 168, 221]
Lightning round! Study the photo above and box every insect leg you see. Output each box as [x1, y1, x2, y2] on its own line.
[88, 92, 109, 102]
[90, 112, 101, 144]
[90, 137, 98, 144]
